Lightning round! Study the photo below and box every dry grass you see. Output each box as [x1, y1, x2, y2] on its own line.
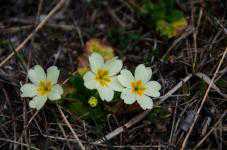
[0, 0, 226, 149]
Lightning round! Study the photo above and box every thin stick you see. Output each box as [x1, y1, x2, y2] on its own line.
[58, 122, 73, 150]
[180, 48, 227, 150]
[26, 111, 39, 128]
[56, 70, 85, 149]
[62, 70, 77, 85]
[192, 8, 203, 71]
[2, 89, 17, 150]
[94, 74, 193, 144]
[0, 0, 66, 67]
[193, 111, 226, 150]
[159, 74, 192, 104]
[0, 138, 39, 150]
[161, 27, 193, 61]
[195, 73, 227, 98]
[57, 105, 85, 150]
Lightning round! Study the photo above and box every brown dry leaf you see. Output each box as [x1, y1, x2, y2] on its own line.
[77, 39, 116, 76]
[84, 38, 115, 60]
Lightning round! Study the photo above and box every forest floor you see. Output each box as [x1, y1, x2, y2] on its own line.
[0, 0, 227, 149]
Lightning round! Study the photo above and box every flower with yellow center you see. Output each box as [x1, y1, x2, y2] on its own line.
[118, 64, 161, 110]
[83, 53, 123, 101]
[20, 65, 63, 110]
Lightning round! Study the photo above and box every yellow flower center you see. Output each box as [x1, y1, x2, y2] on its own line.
[37, 80, 52, 96]
[95, 69, 111, 87]
[130, 80, 146, 96]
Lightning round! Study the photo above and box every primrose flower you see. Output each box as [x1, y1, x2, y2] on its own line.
[20, 65, 63, 110]
[83, 53, 123, 101]
[118, 64, 161, 110]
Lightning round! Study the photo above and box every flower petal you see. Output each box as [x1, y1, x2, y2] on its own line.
[104, 58, 123, 76]
[121, 88, 136, 104]
[136, 95, 153, 110]
[48, 84, 63, 101]
[28, 65, 46, 85]
[47, 66, 60, 84]
[144, 81, 161, 97]
[20, 83, 37, 97]
[83, 71, 97, 89]
[89, 53, 104, 73]
[109, 76, 124, 92]
[117, 69, 134, 87]
[146, 81, 161, 91]
[97, 87, 114, 102]
[146, 67, 152, 80]
[29, 96, 47, 110]
[135, 64, 152, 83]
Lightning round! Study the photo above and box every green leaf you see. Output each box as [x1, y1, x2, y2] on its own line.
[147, 107, 170, 123]
[167, 10, 184, 22]
[134, 0, 186, 38]
[67, 100, 89, 119]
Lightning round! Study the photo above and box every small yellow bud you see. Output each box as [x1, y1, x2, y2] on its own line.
[88, 97, 98, 107]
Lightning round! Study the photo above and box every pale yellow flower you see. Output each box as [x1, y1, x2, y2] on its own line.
[20, 65, 63, 110]
[118, 64, 161, 110]
[83, 53, 123, 101]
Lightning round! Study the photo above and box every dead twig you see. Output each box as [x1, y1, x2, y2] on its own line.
[94, 74, 193, 144]
[0, 25, 33, 33]
[180, 48, 227, 150]
[0, 138, 39, 150]
[2, 89, 17, 150]
[107, 6, 126, 27]
[58, 122, 73, 150]
[161, 27, 193, 61]
[57, 105, 85, 150]
[193, 111, 226, 150]
[0, 0, 66, 67]
[192, 8, 203, 71]
[7, 18, 76, 31]
[195, 72, 227, 98]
